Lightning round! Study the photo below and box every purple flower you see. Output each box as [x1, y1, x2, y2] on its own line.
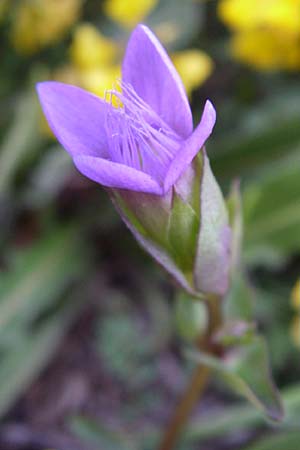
[37, 24, 232, 298]
[37, 24, 216, 196]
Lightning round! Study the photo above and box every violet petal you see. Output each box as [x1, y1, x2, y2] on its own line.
[73, 155, 163, 194]
[163, 100, 216, 194]
[37, 81, 108, 158]
[122, 24, 193, 138]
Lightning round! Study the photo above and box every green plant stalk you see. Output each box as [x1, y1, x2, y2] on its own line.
[158, 296, 222, 450]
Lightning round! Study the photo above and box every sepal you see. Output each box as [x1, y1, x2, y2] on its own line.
[194, 149, 231, 296]
[109, 190, 199, 296]
[174, 292, 207, 342]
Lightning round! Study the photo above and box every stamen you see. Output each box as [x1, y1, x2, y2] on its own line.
[105, 80, 182, 182]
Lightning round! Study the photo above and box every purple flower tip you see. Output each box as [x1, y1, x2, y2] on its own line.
[37, 25, 216, 195]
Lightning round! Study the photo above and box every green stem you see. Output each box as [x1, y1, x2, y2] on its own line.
[158, 364, 210, 450]
[158, 296, 222, 450]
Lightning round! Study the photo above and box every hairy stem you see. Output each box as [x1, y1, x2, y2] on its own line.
[158, 296, 222, 450]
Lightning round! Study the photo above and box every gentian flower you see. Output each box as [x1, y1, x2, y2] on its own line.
[37, 24, 231, 298]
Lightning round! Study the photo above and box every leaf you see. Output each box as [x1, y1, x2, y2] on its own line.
[209, 88, 300, 265]
[243, 155, 300, 264]
[227, 180, 243, 274]
[245, 432, 300, 450]
[0, 90, 42, 193]
[211, 87, 300, 185]
[69, 415, 136, 450]
[0, 224, 86, 345]
[23, 145, 73, 207]
[224, 271, 254, 322]
[182, 382, 300, 444]
[138, 383, 300, 447]
[189, 334, 284, 422]
[0, 300, 80, 418]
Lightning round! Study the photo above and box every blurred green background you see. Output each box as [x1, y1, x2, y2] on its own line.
[1, 0, 300, 449]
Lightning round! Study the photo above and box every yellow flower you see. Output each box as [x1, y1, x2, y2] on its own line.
[230, 29, 300, 71]
[172, 50, 213, 96]
[290, 315, 300, 348]
[69, 23, 120, 100]
[77, 65, 121, 99]
[291, 279, 300, 310]
[62, 20, 212, 102]
[290, 280, 300, 348]
[103, 0, 158, 29]
[11, 0, 82, 54]
[218, 0, 300, 34]
[70, 23, 119, 69]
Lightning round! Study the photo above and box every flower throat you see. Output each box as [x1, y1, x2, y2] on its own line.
[104, 80, 181, 181]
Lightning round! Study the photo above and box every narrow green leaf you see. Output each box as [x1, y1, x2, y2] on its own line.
[243, 155, 300, 264]
[0, 224, 85, 342]
[0, 301, 80, 417]
[69, 415, 136, 450]
[189, 335, 284, 422]
[245, 432, 300, 450]
[183, 383, 300, 443]
[211, 87, 300, 184]
[23, 145, 73, 207]
[0, 90, 42, 193]
[227, 180, 243, 274]
[134, 383, 300, 447]
[224, 271, 254, 322]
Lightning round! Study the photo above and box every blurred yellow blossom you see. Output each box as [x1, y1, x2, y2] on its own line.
[291, 279, 300, 310]
[172, 50, 213, 96]
[39, 22, 121, 136]
[11, 0, 82, 54]
[218, 0, 300, 34]
[103, 0, 158, 29]
[43, 20, 213, 137]
[77, 66, 121, 98]
[218, 0, 300, 71]
[290, 315, 300, 348]
[70, 23, 119, 69]
[290, 279, 300, 348]
[68, 22, 212, 98]
[230, 29, 300, 71]
[68, 23, 120, 99]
